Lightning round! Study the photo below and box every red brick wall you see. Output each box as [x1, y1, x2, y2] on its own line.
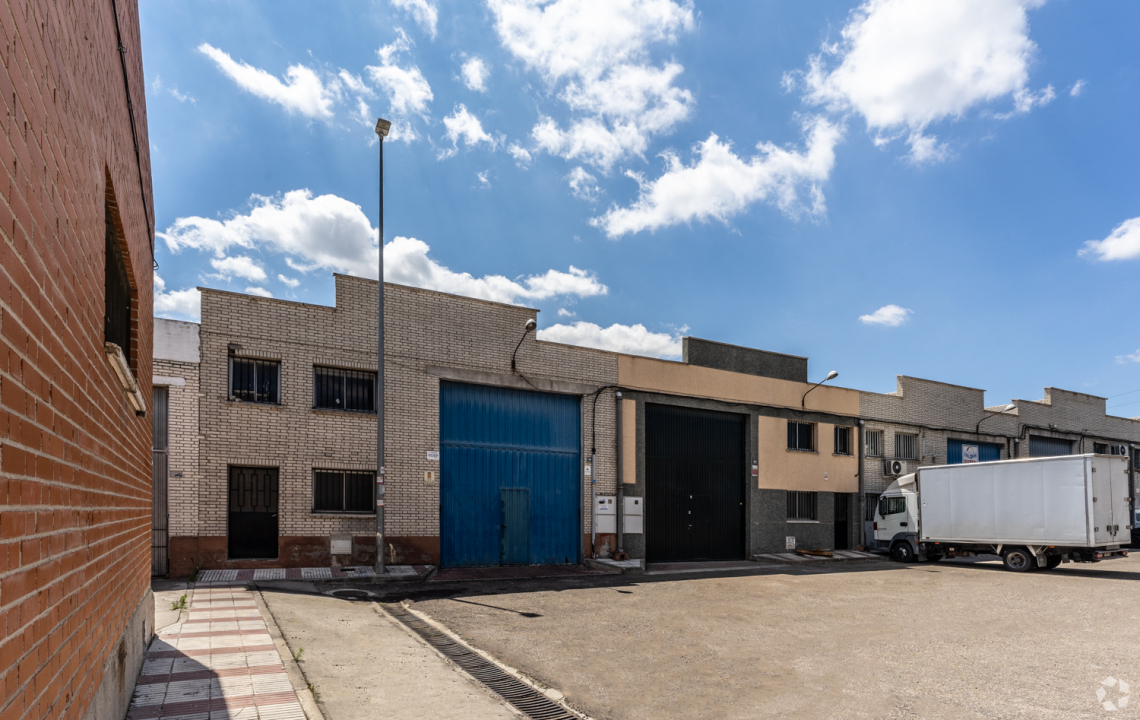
[0, 0, 154, 718]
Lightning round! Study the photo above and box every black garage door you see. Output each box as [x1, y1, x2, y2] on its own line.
[645, 404, 746, 562]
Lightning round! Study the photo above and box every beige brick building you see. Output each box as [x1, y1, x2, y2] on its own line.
[859, 377, 1140, 543]
[161, 275, 618, 574]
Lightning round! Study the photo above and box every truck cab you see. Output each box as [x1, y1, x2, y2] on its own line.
[873, 474, 920, 561]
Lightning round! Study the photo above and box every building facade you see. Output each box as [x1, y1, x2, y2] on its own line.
[0, 1, 156, 719]
[859, 377, 1140, 542]
[617, 339, 861, 559]
[163, 275, 618, 574]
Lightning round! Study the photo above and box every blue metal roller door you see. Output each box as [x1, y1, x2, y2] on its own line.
[440, 381, 581, 568]
[947, 439, 1002, 464]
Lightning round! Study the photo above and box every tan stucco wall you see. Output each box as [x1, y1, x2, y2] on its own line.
[617, 355, 859, 415]
[756, 416, 859, 492]
[621, 398, 636, 484]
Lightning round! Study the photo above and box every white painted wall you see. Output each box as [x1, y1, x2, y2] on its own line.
[155, 318, 200, 363]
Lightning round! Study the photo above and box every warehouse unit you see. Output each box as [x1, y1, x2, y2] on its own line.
[616, 339, 862, 559]
[164, 275, 617, 573]
[859, 378, 1140, 545]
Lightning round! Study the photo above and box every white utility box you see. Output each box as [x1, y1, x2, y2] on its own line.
[595, 496, 616, 533]
[330, 536, 352, 555]
[623, 496, 644, 534]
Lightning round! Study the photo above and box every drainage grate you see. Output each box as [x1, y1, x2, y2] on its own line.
[329, 589, 372, 600]
[384, 605, 577, 720]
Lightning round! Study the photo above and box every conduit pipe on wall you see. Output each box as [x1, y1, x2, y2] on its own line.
[616, 391, 624, 556]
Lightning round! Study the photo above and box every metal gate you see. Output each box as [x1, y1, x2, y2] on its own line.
[440, 382, 580, 568]
[947, 439, 1002, 464]
[228, 467, 279, 559]
[151, 387, 169, 576]
[1029, 435, 1072, 457]
[645, 404, 746, 562]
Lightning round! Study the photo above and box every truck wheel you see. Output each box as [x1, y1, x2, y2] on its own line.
[1044, 555, 1062, 570]
[890, 542, 915, 563]
[1002, 547, 1035, 572]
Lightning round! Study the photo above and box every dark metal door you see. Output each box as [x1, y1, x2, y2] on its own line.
[833, 493, 848, 551]
[500, 488, 530, 565]
[440, 382, 580, 567]
[1029, 435, 1072, 457]
[151, 387, 169, 576]
[645, 404, 746, 562]
[228, 467, 279, 559]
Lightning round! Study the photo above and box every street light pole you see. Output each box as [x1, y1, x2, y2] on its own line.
[375, 118, 391, 574]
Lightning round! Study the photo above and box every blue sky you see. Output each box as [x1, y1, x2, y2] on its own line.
[142, 0, 1140, 413]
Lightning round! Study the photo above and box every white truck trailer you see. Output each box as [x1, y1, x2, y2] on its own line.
[872, 454, 1132, 572]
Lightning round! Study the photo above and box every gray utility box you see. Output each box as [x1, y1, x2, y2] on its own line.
[596, 496, 616, 533]
[623, 496, 644, 534]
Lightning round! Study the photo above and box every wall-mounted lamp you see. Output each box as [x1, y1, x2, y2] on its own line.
[975, 404, 1016, 433]
[801, 370, 838, 408]
[511, 319, 537, 371]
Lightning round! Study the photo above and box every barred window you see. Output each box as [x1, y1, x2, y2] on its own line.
[104, 204, 132, 364]
[313, 469, 374, 513]
[1094, 442, 1108, 455]
[834, 426, 852, 455]
[895, 433, 918, 460]
[787, 491, 818, 521]
[787, 421, 815, 452]
[230, 357, 280, 404]
[314, 366, 376, 412]
[864, 493, 880, 521]
[865, 429, 884, 457]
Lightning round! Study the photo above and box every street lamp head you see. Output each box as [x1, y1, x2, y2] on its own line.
[375, 118, 392, 137]
[825, 370, 839, 381]
[524, 319, 537, 331]
[1003, 403, 1016, 412]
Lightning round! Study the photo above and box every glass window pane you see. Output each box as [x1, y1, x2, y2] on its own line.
[344, 472, 374, 511]
[314, 471, 344, 511]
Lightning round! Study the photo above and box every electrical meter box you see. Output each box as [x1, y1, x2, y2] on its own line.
[330, 535, 352, 555]
[595, 496, 616, 533]
[623, 496, 644, 534]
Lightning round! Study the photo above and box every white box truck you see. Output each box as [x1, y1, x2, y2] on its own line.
[872, 454, 1132, 572]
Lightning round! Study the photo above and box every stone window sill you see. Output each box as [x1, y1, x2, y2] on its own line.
[787, 519, 820, 524]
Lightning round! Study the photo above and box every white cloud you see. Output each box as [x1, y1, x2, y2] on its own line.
[198, 43, 336, 120]
[209, 255, 267, 282]
[1117, 350, 1140, 365]
[1079, 217, 1140, 262]
[489, 0, 695, 170]
[153, 273, 202, 321]
[507, 143, 532, 165]
[245, 286, 273, 298]
[278, 274, 300, 288]
[460, 56, 489, 92]
[440, 104, 497, 158]
[799, 0, 1049, 161]
[391, 0, 438, 38]
[160, 189, 608, 306]
[538, 321, 682, 358]
[366, 30, 433, 140]
[557, 308, 575, 317]
[153, 75, 196, 104]
[567, 166, 601, 201]
[859, 304, 912, 326]
[1070, 79, 1086, 97]
[593, 117, 841, 237]
[385, 236, 607, 304]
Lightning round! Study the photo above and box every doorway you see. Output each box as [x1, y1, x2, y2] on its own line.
[228, 466, 279, 559]
[833, 493, 849, 550]
[151, 387, 169, 576]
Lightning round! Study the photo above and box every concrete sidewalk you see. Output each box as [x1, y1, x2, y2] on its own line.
[259, 589, 518, 719]
[129, 587, 311, 719]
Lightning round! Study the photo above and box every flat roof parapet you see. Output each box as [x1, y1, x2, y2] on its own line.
[682, 337, 808, 383]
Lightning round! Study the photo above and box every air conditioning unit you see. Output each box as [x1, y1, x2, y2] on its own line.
[882, 459, 908, 476]
[1113, 445, 1130, 457]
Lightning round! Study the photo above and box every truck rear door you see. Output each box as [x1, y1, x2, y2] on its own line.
[1091, 456, 1126, 545]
